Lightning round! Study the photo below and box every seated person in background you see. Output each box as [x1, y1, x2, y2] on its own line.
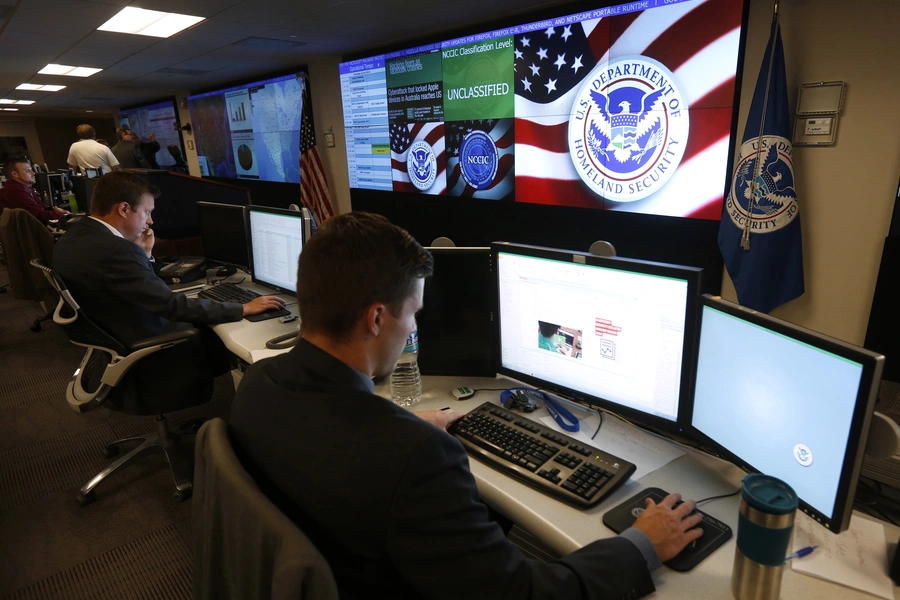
[67, 124, 121, 175]
[0, 157, 70, 224]
[231, 212, 702, 600]
[111, 128, 148, 169]
[54, 171, 284, 413]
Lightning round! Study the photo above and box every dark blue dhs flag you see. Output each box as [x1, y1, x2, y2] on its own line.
[718, 19, 803, 313]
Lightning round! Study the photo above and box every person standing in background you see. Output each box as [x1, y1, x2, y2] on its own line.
[111, 128, 147, 169]
[67, 124, 121, 175]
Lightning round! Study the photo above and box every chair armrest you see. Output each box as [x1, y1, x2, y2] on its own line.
[130, 327, 199, 352]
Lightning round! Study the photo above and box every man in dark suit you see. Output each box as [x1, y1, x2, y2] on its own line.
[231, 213, 702, 600]
[111, 128, 148, 169]
[54, 171, 284, 412]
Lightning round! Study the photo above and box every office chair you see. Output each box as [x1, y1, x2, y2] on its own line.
[30, 259, 211, 505]
[193, 418, 339, 600]
[0, 208, 55, 330]
[167, 144, 189, 174]
[588, 240, 617, 257]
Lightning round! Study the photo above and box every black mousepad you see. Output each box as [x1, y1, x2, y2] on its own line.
[602, 487, 733, 572]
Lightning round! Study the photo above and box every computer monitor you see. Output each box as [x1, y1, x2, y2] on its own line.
[493, 242, 702, 433]
[197, 202, 249, 269]
[246, 205, 306, 294]
[690, 295, 884, 533]
[418, 247, 494, 377]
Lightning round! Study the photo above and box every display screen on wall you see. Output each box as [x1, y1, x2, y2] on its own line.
[188, 73, 304, 183]
[117, 99, 184, 169]
[339, 0, 746, 220]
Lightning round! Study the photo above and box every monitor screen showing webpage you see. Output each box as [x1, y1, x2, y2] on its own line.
[496, 245, 699, 423]
[247, 207, 305, 294]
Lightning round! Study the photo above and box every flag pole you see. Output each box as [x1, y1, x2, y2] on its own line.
[741, 0, 781, 250]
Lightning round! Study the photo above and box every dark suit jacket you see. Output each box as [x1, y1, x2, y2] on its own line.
[111, 139, 147, 169]
[53, 217, 242, 347]
[53, 217, 243, 414]
[231, 340, 656, 600]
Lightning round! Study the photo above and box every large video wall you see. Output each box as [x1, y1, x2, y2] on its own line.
[340, 0, 745, 220]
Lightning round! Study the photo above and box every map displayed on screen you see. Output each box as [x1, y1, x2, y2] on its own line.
[188, 74, 304, 183]
[339, 0, 745, 220]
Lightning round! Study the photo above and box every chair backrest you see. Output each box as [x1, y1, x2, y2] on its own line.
[0, 208, 57, 302]
[29, 259, 127, 357]
[193, 418, 339, 600]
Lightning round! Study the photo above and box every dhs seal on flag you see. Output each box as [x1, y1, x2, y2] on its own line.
[458, 130, 499, 190]
[407, 141, 437, 191]
[726, 135, 798, 233]
[568, 56, 689, 202]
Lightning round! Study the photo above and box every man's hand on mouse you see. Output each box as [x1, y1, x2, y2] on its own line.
[631, 493, 704, 562]
[242, 296, 286, 316]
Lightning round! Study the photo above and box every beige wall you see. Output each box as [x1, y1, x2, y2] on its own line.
[0, 117, 44, 166]
[722, 0, 900, 345]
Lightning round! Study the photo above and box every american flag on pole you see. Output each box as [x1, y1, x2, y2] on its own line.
[445, 118, 515, 199]
[390, 121, 446, 194]
[300, 78, 335, 223]
[514, 0, 744, 219]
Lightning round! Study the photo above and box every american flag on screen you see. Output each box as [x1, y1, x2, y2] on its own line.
[390, 121, 446, 194]
[445, 119, 515, 199]
[514, 0, 743, 220]
[300, 80, 335, 223]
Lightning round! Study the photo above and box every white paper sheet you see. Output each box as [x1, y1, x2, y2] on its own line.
[791, 511, 893, 600]
[538, 411, 684, 480]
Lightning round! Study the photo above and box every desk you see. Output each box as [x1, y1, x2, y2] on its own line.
[377, 376, 899, 600]
[209, 314, 899, 598]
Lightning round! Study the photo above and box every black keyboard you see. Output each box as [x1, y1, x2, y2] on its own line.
[197, 283, 290, 322]
[198, 282, 260, 303]
[449, 402, 635, 508]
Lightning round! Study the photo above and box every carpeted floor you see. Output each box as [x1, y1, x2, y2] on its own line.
[0, 265, 234, 599]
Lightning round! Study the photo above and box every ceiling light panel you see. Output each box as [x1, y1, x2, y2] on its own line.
[16, 84, 66, 91]
[97, 7, 205, 38]
[38, 64, 102, 77]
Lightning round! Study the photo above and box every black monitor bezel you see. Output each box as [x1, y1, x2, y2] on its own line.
[689, 295, 884, 533]
[491, 241, 703, 436]
[196, 201, 249, 270]
[245, 205, 306, 294]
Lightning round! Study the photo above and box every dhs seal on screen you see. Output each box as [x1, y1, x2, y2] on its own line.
[568, 56, 689, 202]
[726, 135, 798, 233]
[459, 130, 498, 190]
[407, 141, 437, 191]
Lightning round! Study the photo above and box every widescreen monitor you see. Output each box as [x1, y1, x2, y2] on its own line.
[418, 247, 494, 377]
[197, 202, 249, 269]
[493, 242, 702, 432]
[691, 296, 884, 533]
[339, 0, 747, 220]
[246, 206, 305, 294]
[188, 73, 304, 183]
[117, 98, 184, 169]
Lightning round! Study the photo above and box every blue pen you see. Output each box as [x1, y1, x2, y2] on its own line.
[784, 545, 818, 562]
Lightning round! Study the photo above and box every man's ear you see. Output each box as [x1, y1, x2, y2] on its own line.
[365, 303, 387, 339]
[115, 202, 130, 218]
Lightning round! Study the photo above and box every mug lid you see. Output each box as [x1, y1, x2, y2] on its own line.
[741, 474, 798, 515]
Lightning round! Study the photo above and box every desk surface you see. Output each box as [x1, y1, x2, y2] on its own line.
[374, 376, 899, 600]
[209, 307, 899, 599]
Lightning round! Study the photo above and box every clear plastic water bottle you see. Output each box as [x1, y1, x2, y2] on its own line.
[391, 322, 421, 407]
